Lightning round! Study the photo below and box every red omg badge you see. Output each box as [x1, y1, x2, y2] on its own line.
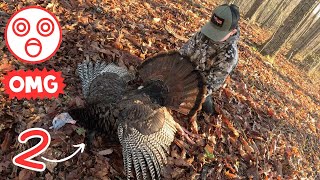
[2, 69, 65, 99]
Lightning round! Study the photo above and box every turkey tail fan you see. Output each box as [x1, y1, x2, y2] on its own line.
[77, 60, 134, 104]
[138, 51, 207, 116]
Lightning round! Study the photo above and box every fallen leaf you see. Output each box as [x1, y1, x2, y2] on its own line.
[223, 88, 233, 98]
[225, 170, 238, 179]
[1, 130, 12, 152]
[222, 116, 240, 138]
[240, 137, 254, 154]
[0, 62, 14, 73]
[173, 158, 192, 167]
[153, 18, 161, 23]
[18, 169, 35, 180]
[204, 144, 214, 154]
[45, 173, 54, 180]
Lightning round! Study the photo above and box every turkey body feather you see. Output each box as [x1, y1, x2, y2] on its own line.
[58, 51, 206, 179]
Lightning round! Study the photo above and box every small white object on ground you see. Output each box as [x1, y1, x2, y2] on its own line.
[50, 112, 76, 130]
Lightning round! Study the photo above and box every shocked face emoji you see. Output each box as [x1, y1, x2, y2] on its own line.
[5, 6, 62, 64]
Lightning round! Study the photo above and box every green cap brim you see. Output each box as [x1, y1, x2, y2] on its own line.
[201, 22, 230, 42]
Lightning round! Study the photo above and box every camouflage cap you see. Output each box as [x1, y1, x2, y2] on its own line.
[201, 4, 240, 41]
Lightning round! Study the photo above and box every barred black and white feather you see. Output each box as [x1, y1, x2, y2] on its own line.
[118, 106, 177, 179]
[77, 61, 133, 98]
[77, 60, 107, 97]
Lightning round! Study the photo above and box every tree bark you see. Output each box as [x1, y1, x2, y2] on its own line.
[252, 0, 274, 23]
[301, 35, 320, 59]
[306, 48, 320, 74]
[287, 3, 319, 43]
[261, 0, 319, 56]
[262, 0, 288, 28]
[245, 0, 263, 19]
[308, 59, 320, 75]
[286, 18, 320, 59]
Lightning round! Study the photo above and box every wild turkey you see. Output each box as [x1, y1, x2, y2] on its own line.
[53, 51, 206, 179]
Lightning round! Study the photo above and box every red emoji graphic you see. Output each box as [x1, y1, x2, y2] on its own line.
[5, 6, 62, 64]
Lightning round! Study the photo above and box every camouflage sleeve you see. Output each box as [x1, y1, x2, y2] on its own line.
[208, 44, 238, 92]
[179, 32, 200, 57]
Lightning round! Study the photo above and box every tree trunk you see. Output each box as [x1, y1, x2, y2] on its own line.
[225, 0, 237, 4]
[287, 3, 319, 43]
[307, 48, 320, 75]
[261, 0, 288, 28]
[233, 0, 256, 15]
[301, 35, 320, 59]
[308, 60, 320, 75]
[252, 0, 274, 23]
[286, 18, 320, 59]
[245, 0, 263, 19]
[260, 0, 318, 56]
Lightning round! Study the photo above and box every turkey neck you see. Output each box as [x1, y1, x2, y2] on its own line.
[68, 103, 120, 139]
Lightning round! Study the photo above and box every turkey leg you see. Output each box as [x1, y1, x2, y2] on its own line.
[174, 122, 201, 145]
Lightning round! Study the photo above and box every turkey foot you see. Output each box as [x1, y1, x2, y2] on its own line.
[189, 115, 199, 134]
[175, 123, 201, 145]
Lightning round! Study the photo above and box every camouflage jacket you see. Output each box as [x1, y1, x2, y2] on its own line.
[179, 29, 240, 95]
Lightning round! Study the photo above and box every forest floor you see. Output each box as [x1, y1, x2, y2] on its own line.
[0, 0, 319, 179]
